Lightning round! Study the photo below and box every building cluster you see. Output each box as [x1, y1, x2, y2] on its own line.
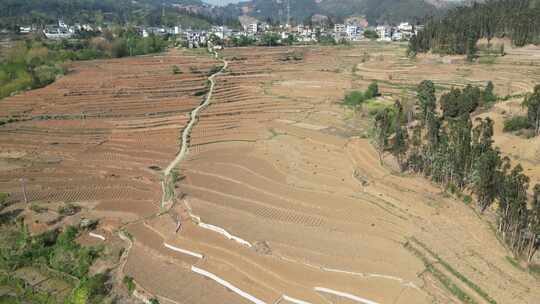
[17, 18, 421, 47]
[375, 22, 422, 42]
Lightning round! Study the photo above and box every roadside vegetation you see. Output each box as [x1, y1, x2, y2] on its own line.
[0, 28, 168, 100]
[372, 79, 540, 268]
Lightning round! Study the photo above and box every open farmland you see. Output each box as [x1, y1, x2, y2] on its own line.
[1, 42, 540, 304]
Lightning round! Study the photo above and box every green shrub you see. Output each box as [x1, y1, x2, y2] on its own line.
[171, 65, 182, 75]
[58, 203, 81, 216]
[343, 91, 365, 107]
[123, 276, 135, 294]
[0, 192, 9, 205]
[462, 195, 472, 205]
[29, 203, 47, 213]
[365, 82, 380, 99]
[503, 116, 530, 132]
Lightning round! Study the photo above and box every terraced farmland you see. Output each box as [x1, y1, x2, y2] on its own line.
[1, 43, 539, 304]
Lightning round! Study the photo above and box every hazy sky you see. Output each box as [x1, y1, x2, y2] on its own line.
[203, 0, 243, 6]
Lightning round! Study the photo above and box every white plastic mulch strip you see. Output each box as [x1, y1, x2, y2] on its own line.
[163, 243, 203, 259]
[191, 266, 267, 304]
[198, 222, 252, 247]
[314, 287, 379, 304]
[89, 232, 105, 241]
[282, 294, 313, 304]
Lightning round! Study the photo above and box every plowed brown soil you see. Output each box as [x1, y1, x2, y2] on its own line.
[1, 43, 539, 304]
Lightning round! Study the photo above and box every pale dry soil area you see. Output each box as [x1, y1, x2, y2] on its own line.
[1, 43, 539, 304]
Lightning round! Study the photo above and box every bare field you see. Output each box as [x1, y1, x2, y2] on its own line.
[1, 43, 539, 304]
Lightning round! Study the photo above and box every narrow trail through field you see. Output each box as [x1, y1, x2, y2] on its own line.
[161, 52, 228, 206]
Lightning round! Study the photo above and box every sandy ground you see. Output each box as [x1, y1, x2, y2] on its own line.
[1, 43, 539, 304]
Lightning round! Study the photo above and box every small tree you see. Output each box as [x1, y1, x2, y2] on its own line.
[365, 82, 379, 99]
[524, 85, 540, 136]
[261, 32, 280, 47]
[527, 184, 540, 263]
[392, 101, 408, 170]
[171, 65, 181, 75]
[483, 81, 496, 103]
[373, 108, 392, 163]
[417, 80, 436, 125]
[466, 30, 478, 62]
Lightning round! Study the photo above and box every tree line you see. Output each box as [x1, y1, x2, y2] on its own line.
[374, 80, 540, 264]
[408, 0, 540, 56]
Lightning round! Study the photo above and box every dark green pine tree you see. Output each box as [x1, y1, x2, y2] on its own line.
[524, 85, 540, 136]
[392, 101, 408, 171]
[417, 80, 436, 126]
[527, 184, 540, 263]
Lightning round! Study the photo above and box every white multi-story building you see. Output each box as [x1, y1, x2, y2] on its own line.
[346, 25, 363, 41]
[245, 23, 258, 34]
[376, 26, 391, 41]
[334, 24, 346, 34]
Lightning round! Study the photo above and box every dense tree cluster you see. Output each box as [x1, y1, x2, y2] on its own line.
[375, 80, 540, 263]
[409, 0, 540, 56]
[0, 0, 216, 30]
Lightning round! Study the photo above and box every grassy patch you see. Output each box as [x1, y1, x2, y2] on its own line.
[503, 116, 530, 132]
[411, 238, 497, 304]
[478, 56, 497, 65]
[404, 241, 477, 304]
[462, 195, 473, 205]
[505, 256, 522, 270]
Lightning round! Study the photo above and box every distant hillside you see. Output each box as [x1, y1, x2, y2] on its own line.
[411, 0, 540, 55]
[0, 0, 216, 29]
[220, 0, 461, 24]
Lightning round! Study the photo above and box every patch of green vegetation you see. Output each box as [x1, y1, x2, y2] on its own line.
[207, 65, 223, 76]
[404, 241, 477, 304]
[528, 264, 540, 276]
[123, 275, 135, 294]
[65, 273, 109, 304]
[479, 56, 497, 65]
[503, 116, 530, 132]
[462, 195, 473, 205]
[1, 32, 168, 100]
[411, 238, 497, 304]
[0, 192, 8, 206]
[0, 219, 109, 304]
[29, 203, 48, 214]
[342, 82, 380, 110]
[58, 203, 81, 216]
[171, 65, 182, 75]
[505, 256, 522, 270]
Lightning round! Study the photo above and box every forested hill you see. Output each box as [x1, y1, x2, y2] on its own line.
[411, 0, 540, 55]
[0, 0, 216, 29]
[220, 0, 458, 25]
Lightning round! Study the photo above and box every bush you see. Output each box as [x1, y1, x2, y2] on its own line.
[364, 29, 379, 40]
[0, 192, 9, 205]
[365, 82, 380, 99]
[503, 116, 530, 132]
[343, 91, 365, 107]
[33, 65, 58, 87]
[58, 203, 81, 216]
[171, 65, 182, 75]
[123, 276, 135, 294]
